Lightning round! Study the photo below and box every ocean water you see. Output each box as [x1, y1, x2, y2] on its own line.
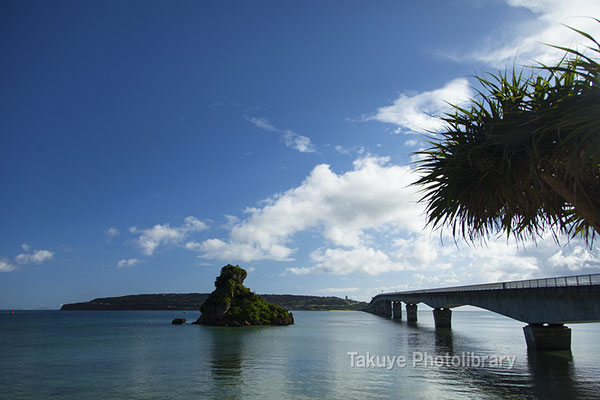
[1, 310, 599, 399]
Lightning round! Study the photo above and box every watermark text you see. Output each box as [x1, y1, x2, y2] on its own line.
[347, 351, 516, 370]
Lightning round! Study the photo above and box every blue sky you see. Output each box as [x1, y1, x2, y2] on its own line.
[2, 0, 599, 309]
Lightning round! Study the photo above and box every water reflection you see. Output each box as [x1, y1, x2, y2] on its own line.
[384, 314, 596, 400]
[433, 327, 454, 353]
[279, 312, 355, 399]
[203, 325, 298, 398]
[207, 328, 244, 377]
[205, 327, 245, 400]
[527, 350, 581, 399]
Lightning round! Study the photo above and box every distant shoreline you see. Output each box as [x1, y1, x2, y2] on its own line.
[59, 293, 368, 311]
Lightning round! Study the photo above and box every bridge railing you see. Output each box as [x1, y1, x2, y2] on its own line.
[381, 273, 600, 296]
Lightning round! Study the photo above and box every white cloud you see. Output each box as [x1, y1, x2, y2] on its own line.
[223, 215, 240, 228]
[287, 232, 444, 277]
[117, 258, 142, 268]
[135, 216, 208, 256]
[315, 287, 360, 294]
[185, 152, 600, 281]
[411, 272, 460, 289]
[334, 145, 367, 156]
[446, 239, 541, 283]
[368, 78, 473, 134]
[549, 246, 600, 272]
[466, 1, 600, 66]
[186, 239, 275, 262]
[189, 156, 424, 263]
[105, 227, 120, 239]
[282, 130, 315, 153]
[21, 244, 31, 251]
[290, 246, 410, 275]
[15, 248, 54, 265]
[245, 116, 316, 153]
[0, 258, 17, 272]
[247, 116, 278, 131]
[335, 145, 351, 155]
[289, 229, 599, 286]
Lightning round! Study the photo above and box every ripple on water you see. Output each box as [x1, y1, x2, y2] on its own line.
[1, 310, 599, 399]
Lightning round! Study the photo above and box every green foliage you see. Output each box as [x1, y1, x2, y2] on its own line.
[414, 24, 600, 244]
[214, 264, 247, 289]
[197, 265, 294, 326]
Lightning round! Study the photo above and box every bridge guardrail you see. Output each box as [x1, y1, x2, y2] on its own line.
[380, 273, 600, 297]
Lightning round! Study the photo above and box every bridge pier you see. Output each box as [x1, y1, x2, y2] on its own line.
[373, 301, 383, 315]
[392, 301, 402, 319]
[406, 303, 418, 322]
[433, 308, 452, 328]
[523, 324, 571, 351]
[374, 300, 391, 317]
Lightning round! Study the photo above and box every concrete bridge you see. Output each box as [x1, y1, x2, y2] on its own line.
[364, 273, 600, 351]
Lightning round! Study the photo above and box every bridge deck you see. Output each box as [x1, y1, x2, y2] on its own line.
[378, 273, 600, 296]
[366, 273, 600, 324]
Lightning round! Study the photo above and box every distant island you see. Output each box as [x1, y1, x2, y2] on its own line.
[61, 292, 366, 311]
[193, 265, 293, 326]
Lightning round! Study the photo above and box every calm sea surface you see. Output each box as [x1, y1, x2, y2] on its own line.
[1, 310, 599, 399]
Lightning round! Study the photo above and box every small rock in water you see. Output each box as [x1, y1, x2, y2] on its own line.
[171, 318, 186, 325]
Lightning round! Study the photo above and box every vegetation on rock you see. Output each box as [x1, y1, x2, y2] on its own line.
[193, 265, 294, 326]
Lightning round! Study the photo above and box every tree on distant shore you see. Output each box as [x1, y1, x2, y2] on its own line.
[413, 25, 600, 244]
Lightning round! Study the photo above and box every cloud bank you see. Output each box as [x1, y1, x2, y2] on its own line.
[187, 156, 423, 263]
[187, 155, 600, 284]
[466, 1, 600, 66]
